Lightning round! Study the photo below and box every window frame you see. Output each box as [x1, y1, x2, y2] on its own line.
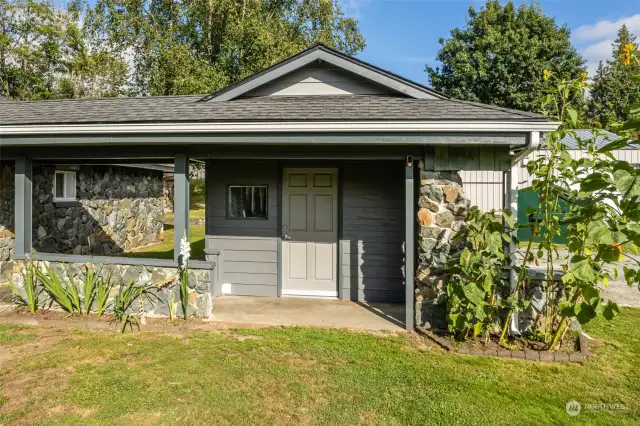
[53, 170, 77, 202]
[225, 184, 269, 220]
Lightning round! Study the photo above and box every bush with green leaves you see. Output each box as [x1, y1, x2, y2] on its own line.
[446, 208, 529, 341]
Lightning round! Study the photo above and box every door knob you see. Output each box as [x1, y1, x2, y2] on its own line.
[283, 234, 291, 240]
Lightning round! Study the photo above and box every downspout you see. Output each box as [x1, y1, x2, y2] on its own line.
[508, 131, 540, 336]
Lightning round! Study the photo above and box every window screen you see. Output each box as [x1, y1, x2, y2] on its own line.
[227, 186, 268, 219]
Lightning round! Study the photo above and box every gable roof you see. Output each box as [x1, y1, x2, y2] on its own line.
[0, 94, 546, 126]
[200, 43, 448, 102]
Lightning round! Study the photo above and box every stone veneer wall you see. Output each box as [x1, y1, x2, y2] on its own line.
[0, 163, 164, 262]
[415, 170, 470, 331]
[7, 259, 214, 318]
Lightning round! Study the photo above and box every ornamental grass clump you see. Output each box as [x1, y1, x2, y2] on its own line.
[9, 256, 41, 314]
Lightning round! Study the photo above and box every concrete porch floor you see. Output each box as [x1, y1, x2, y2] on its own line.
[210, 296, 406, 331]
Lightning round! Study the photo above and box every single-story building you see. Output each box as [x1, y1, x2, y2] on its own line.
[0, 43, 559, 330]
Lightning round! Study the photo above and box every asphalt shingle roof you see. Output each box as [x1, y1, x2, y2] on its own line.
[0, 94, 546, 125]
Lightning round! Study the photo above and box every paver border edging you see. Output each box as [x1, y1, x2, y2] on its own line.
[416, 326, 591, 364]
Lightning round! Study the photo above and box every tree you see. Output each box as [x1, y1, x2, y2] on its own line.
[81, 0, 366, 96]
[587, 25, 640, 129]
[0, 0, 129, 100]
[426, 0, 586, 114]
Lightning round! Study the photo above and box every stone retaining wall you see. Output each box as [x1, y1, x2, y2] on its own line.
[0, 163, 164, 260]
[415, 170, 470, 331]
[7, 259, 214, 318]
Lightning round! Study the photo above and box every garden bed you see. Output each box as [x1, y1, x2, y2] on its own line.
[416, 326, 591, 363]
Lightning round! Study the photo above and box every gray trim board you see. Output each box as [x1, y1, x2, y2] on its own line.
[405, 163, 415, 331]
[0, 133, 532, 148]
[14, 156, 32, 258]
[28, 252, 215, 270]
[174, 154, 190, 263]
[337, 163, 345, 300]
[277, 161, 283, 297]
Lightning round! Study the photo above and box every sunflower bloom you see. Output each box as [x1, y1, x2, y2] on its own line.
[621, 43, 633, 65]
[543, 69, 550, 81]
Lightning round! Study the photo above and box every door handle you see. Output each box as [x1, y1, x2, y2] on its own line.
[283, 234, 291, 240]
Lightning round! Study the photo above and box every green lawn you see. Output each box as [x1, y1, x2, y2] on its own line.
[0, 310, 639, 425]
[163, 179, 206, 223]
[123, 224, 205, 260]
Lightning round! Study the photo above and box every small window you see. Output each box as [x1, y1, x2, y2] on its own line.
[53, 171, 76, 201]
[227, 185, 268, 219]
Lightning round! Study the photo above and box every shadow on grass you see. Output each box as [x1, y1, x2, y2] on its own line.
[122, 224, 206, 260]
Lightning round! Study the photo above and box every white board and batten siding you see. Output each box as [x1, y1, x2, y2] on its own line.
[242, 64, 399, 97]
[460, 149, 640, 212]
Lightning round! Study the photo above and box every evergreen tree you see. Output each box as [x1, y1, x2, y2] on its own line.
[587, 25, 640, 128]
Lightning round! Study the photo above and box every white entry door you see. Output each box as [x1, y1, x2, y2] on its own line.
[282, 168, 338, 297]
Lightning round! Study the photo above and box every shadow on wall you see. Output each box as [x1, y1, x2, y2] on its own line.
[344, 161, 406, 326]
[32, 165, 165, 256]
[0, 163, 165, 258]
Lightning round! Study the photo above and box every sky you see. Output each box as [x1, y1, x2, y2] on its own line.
[340, 0, 640, 85]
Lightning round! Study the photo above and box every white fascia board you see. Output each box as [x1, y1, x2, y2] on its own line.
[0, 121, 562, 135]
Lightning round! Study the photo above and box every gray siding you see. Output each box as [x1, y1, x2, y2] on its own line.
[341, 161, 405, 303]
[205, 160, 279, 296]
[242, 63, 397, 97]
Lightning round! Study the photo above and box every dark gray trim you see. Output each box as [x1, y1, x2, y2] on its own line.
[419, 132, 527, 145]
[174, 154, 190, 263]
[405, 163, 415, 332]
[53, 200, 81, 208]
[26, 252, 215, 270]
[0, 132, 532, 148]
[203, 43, 446, 102]
[14, 156, 32, 257]
[337, 163, 345, 300]
[276, 161, 283, 297]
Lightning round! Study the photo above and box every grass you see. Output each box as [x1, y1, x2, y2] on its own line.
[123, 224, 205, 260]
[0, 324, 35, 345]
[0, 310, 639, 425]
[163, 179, 206, 223]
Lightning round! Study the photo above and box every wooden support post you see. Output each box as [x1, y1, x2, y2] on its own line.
[174, 154, 190, 264]
[14, 156, 32, 259]
[405, 160, 415, 331]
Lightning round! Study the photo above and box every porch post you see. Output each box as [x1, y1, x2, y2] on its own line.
[405, 160, 415, 331]
[174, 154, 189, 264]
[14, 156, 33, 259]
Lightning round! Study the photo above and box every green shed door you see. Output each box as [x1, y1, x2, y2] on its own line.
[517, 187, 569, 244]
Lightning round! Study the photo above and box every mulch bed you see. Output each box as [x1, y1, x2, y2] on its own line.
[416, 327, 591, 364]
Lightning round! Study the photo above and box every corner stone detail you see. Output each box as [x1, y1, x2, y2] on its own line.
[416, 170, 470, 331]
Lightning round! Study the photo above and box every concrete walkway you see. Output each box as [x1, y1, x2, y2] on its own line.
[210, 296, 406, 331]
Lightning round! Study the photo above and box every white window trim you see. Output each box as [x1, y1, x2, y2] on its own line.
[53, 170, 77, 202]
